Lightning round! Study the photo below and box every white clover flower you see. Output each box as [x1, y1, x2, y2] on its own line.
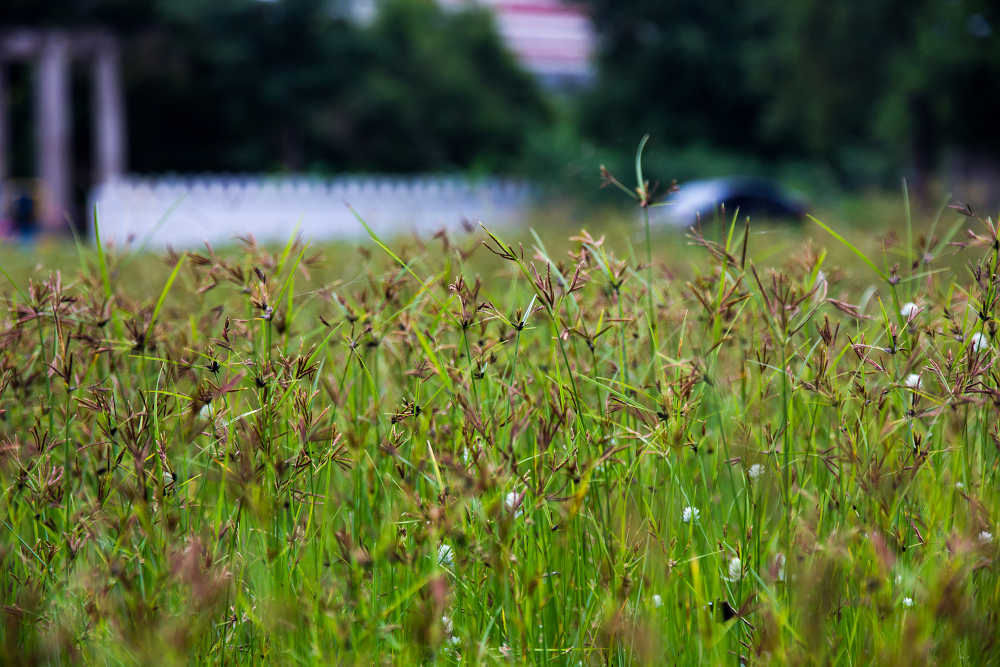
[904, 374, 922, 389]
[652, 594, 663, 608]
[681, 506, 700, 523]
[902, 597, 914, 608]
[437, 543, 454, 566]
[747, 464, 764, 480]
[979, 531, 994, 544]
[971, 332, 990, 352]
[442, 615, 453, 634]
[725, 557, 742, 582]
[505, 491, 523, 518]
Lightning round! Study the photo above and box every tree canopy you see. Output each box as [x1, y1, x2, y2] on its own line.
[580, 0, 1000, 187]
[3, 0, 551, 174]
[3, 0, 998, 188]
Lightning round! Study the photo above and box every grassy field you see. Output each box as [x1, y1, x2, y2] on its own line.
[1, 189, 999, 664]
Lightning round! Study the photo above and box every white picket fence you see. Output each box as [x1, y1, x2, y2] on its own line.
[89, 175, 538, 248]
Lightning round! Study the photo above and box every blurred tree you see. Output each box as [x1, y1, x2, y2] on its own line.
[7, 0, 998, 187]
[579, 0, 1000, 189]
[579, 1, 771, 154]
[875, 0, 1000, 191]
[748, 0, 918, 186]
[2, 0, 156, 28]
[125, 0, 369, 172]
[350, 0, 550, 172]
[1, 0, 551, 174]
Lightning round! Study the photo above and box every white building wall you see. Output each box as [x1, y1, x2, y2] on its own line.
[90, 175, 537, 248]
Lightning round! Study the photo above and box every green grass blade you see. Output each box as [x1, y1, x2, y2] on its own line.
[93, 204, 113, 300]
[146, 251, 186, 342]
[808, 214, 889, 282]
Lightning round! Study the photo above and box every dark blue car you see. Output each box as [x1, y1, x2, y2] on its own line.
[652, 177, 808, 227]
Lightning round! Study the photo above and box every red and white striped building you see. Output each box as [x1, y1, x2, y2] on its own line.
[351, 0, 596, 87]
[442, 0, 595, 87]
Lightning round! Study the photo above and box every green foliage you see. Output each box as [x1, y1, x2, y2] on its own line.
[750, 1, 916, 165]
[581, 0, 1000, 186]
[125, 0, 367, 172]
[350, 0, 551, 172]
[3, 0, 551, 174]
[580, 1, 769, 153]
[7, 0, 998, 190]
[875, 0, 1000, 166]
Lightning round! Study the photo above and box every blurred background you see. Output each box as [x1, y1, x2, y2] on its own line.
[0, 0, 998, 242]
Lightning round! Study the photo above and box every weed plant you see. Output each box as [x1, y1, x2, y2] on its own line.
[1, 170, 1000, 664]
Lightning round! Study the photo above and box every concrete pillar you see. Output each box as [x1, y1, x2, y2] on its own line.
[36, 32, 71, 233]
[0, 64, 7, 207]
[93, 37, 124, 184]
[0, 65, 10, 227]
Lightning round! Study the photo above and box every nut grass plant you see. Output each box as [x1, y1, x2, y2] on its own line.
[1, 185, 1000, 664]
